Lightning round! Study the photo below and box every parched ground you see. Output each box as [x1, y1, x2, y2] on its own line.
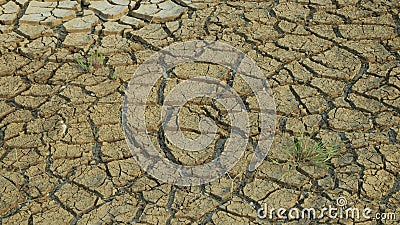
[0, 0, 399, 224]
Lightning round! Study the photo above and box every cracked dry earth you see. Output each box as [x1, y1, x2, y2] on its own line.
[0, 0, 399, 224]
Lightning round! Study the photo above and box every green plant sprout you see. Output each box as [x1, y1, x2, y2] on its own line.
[75, 50, 104, 73]
[285, 135, 340, 169]
[272, 132, 341, 180]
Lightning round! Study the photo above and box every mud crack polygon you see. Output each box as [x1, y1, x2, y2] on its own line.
[122, 40, 276, 186]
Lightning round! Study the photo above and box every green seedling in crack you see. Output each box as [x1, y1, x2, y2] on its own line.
[75, 50, 104, 73]
[272, 132, 341, 180]
[75, 57, 92, 72]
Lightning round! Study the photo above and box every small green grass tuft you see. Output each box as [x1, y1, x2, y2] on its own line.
[272, 132, 341, 181]
[284, 135, 340, 170]
[75, 57, 92, 72]
[75, 50, 104, 73]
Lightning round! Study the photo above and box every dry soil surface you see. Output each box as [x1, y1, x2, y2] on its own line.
[0, 0, 399, 224]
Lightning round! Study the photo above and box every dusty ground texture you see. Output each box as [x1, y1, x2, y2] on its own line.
[0, 0, 399, 224]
